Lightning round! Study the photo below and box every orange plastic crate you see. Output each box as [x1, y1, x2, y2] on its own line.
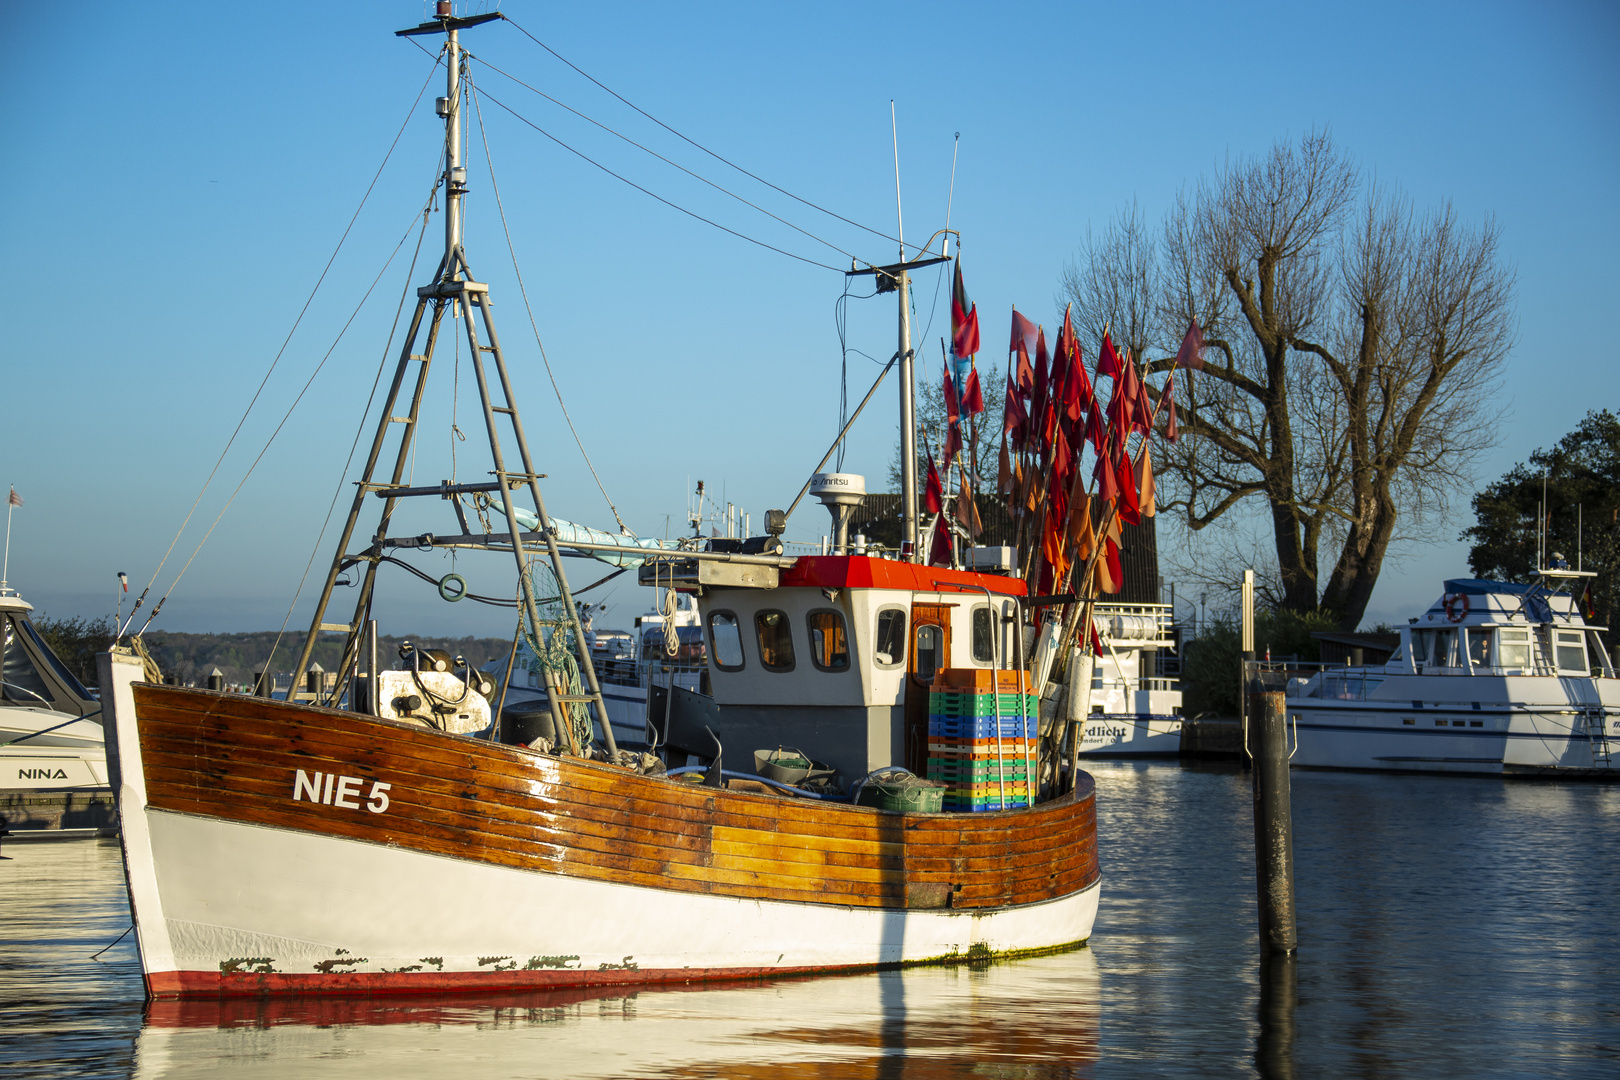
[933, 668, 1034, 692]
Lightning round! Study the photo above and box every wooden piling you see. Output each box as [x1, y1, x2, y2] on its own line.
[1251, 688, 1297, 954]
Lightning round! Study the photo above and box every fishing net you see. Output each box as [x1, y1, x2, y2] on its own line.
[516, 558, 594, 751]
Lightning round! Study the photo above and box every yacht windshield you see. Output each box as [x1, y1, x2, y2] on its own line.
[3, 617, 53, 705]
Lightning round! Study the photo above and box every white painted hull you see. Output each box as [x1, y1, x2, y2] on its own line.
[129, 808, 1099, 994]
[1076, 714, 1182, 757]
[1287, 694, 1619, 774]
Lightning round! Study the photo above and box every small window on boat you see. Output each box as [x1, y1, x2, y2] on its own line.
[970, 606, 995, 664]
[1410, 630, 1433, 666]
[1467, 629, 1490, 668]
[1403, 718, 1415, 725]
[1555, 631, 1589, 674]
[914, 624, 945, 685]
[754, 610, 796, 672]
[874, 608, 906, 668]
[2, 617, 53, 705]
[1497, 629, 1531, 671]
[1470, 720, 1484, 727]
[806, 610, 850, 673]
[707, 611, 745, 672]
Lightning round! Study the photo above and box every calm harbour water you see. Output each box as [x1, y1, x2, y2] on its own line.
[2, 762, 1616, 1079]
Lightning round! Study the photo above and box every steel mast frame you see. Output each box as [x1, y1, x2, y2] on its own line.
[286, 11, 616, 753]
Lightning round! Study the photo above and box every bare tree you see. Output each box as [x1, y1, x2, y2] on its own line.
[1062, 130, 1515, 628]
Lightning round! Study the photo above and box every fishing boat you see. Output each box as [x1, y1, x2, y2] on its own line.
[99, 9, 1112, 998]
[1285, 572, 1618, 776]
[1, 587, 114, 839]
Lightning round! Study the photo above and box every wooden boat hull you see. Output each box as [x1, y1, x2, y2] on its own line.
[101, 654, 1099, 998]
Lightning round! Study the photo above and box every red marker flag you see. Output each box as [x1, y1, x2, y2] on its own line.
[925, 455, 944, 515]
[1163, 380, 1180, 443]
[1175, 319, 1206, 370]
[1010, 309, 1038, 361]
[1003, 374, 1028, 445]
[961, 368, 985, 416]
[943, 366, 959, 426]
[1097, 331, 1124, 379]
[929, 513, 953, 567]
[951, 261, 980, 358]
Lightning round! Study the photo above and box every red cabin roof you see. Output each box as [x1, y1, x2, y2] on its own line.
[778, 556, 1026, 597]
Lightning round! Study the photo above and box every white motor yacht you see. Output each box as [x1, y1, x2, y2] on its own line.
[1285, 573, 1617, 776]
[1, 590, 111, 838]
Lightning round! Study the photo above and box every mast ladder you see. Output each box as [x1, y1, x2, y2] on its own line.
[283, 11, 615, 754]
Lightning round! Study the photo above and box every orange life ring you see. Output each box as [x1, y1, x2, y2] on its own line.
[1444, 593, 1470, 623]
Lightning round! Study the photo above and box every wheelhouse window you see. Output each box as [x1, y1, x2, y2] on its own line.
[708, 611, 745, 671]
[754, 610, 796, 672]
[807, 610, 850, 672]
[874, 608, 906, 668]
[1555, 631, 1589, 674]
[914, 624, 944, 684]
[971, 606, 995, 664]
[1497, 629, 1531, 672]
[1467, 629, 1490, 669]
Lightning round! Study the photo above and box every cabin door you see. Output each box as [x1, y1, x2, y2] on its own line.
[903, 604, 953, 774]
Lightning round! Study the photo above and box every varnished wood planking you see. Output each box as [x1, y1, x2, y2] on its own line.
[133, 685, 1097, 910]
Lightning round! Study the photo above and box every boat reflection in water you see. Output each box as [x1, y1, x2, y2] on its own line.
[133, 951, 1101, 1079]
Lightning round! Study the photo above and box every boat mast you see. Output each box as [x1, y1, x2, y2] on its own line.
[286, 7, 617, 754]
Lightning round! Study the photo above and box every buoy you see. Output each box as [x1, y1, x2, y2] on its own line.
[439, 573, 468, 602]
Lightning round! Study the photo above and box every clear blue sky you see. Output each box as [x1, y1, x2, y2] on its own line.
[4, 1, 1616, 638]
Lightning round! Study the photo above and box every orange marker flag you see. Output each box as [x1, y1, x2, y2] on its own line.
[1136, 452, 1157, 518]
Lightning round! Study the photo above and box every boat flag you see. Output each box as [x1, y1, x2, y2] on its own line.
[1136, 451, 1156, 517]
[997, 437, 1013, 494]
[951, 261, 980, 358]
[1097, 331, 1124, 379]
[929, 513, 953, 567]
[1582, 582, 1597, 620]
[1089, 621, 1106, 657]
[925, 455, 944, 515]
[1134, 370, 1156, 436]
[118, 571, 129, 594]
[955, 472, 982, 537]
[1010, 309, 1038, 360]
[6, 487, 20, 507]
[1011, 310, 1037, 394]
[1031, 328, 1050, 430]
[1003, 374, 1028, 445]
[1093, 450, 1119, 504]
[961, 368, 985, 416]
[1115, 450, 1141, 526]
[943, 366, 960, 425]
[1101, 536, 1124, 595]
[1163, 380, 1179, 442]
[1175, 319, 1206, 370]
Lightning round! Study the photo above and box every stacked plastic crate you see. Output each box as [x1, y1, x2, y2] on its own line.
[926, 669, 1038, 811]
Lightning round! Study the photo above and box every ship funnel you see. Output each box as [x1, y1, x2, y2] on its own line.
[810, 473, 865, 555]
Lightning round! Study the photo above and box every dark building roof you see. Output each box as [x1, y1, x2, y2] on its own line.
[839, 493, 1161, 604]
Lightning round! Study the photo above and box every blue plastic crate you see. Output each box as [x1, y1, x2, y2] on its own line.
[927, 714, 1037, 739]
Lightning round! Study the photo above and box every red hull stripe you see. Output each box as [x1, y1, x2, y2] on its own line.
[144, 948, 1071, 999]
[779, 555, 1026, 597]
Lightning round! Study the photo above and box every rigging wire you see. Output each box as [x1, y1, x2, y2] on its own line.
[472, 83, 843, 273]
[136, 192, 438, 638]
[470, 53, 858, 262]
[467, 75, 631, 535]
[117, 51, 445, 639]
[502, 16, 919, 257]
